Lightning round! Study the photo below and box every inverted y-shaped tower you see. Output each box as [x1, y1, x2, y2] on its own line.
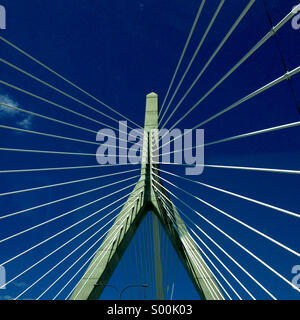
[70, 93, 224, 300]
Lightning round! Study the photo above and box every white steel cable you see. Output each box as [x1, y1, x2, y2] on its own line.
[37, 227, 112, 299]
[15, 209, 121, 300]
[0, 58, 139, 133]
[2, 189, 144, 296]
[0, 175, 139, 221]
[153, 178, 277, 299]
[160, 8, 299, 135]
[0, 188, 140, 276]
[159, 0, 206, 117]
[158, 188, 253, 299]
[189, 228, 276, 300]
[0, 102, 99, 135]
[156, 166, 300, 224]
[157, 66, 300, 153]
[159, 120, 300, 162]
[0, 168, 139, 197]
[155, 178, 300, 294]
[0, 147, 113, 157]
[154, 187, 229, 300]
[154, 187, 241, 300]
[161, 0, 255, 129]
[154, 169, 300, 222]
[69, 195, 143, 299]
[159, 162, 300, 175]
[0, 36, 142, 129]
[0, 124, 131, 151]
[154, 170, 300, 257]
[0, 80, 125, 134]
[152, 184, 222, 299]
[188, 227, 245, 300]
[0, 102, 138, 148]
[203, 164, 300, 175]
[20, 191, 144, 299]
[159, 0, 225, 126]
[0, 190, 139, 290]
[0, 181, 138, 244]
[0, 163, 138, 174]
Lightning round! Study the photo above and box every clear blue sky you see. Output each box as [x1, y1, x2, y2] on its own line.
[0, 0, 299, 300]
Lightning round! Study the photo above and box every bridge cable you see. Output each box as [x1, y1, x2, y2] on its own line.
[160, 119, 300, 159]
[39, 228, 113, 300]
[156, 8, 298, 148]
[0, 80, 137, 142]
[150, 169, 223, 300]
[160, 162, 300, 175]
[0, 102, 103, 135]
[0, 168, 138, 198]
[153, 181, 276, 299]
[0, 36, 142, 129]
[159, 0, 225, 126]
[262, 0, 300, 115]
[156, 65, 300, 152]
[0, 58, 140, 132]
[60, 192, 143, 300]
[153, 176, 300, 294]
[155, 167, 300, 221]
[0, 174, 138, 221]
[69, 194, 143, 299]
[0, 163, 138, 175]
[0, 181, 138, 245]
[0, 188, 141, 287]
[154, 185, 258, 300]
[159, 0, 206, 118]
[38, 194, 142, 300]
[0, 124, 130, 151]
[154, 185, 238, 300]
[0, 146, 132, 158]
[153, 186, 227, 300]
[16, 208, 121, 299]
[203, 164, 300, 175]
[17, 193, 142, 299]
[154, 169, 300, 253]
[0, 190, 135, 291]
[160, 0, 255, 129]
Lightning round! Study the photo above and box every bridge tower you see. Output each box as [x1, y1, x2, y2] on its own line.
[70, 93, 224, 300]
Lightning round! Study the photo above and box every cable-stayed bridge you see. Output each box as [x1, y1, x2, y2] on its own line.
[0, 1, 300, 300]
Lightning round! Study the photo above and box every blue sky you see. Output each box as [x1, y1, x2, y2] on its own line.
[0, 0, 299, 300]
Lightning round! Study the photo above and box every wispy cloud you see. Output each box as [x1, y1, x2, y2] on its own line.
[0, 295, 13, 300]
[0, 94, 33, 129]
[16, 116, 33, 130]
[0, 94, 19, 116]
[12, 281, 27, 288]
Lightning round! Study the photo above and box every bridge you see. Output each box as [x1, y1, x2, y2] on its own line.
[0, 1, 299, 300]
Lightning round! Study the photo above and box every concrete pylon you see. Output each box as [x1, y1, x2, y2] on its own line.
[70, 93, 224, 300]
